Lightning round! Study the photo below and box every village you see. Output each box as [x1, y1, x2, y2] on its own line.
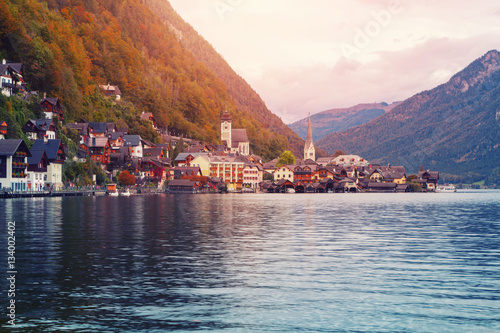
[0, 59, 439, 196]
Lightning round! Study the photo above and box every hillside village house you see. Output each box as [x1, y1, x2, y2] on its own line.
[32, 138, 66, 190]
[108, 132, 125, 148]
[88, 122, 109, 137]
[99, 84, 122, 100]
[40, 96, 64, 121]
[80, 137, 111, 165]
[1, 60, 23, 97]
[65, 122, 89, 144]
[0, 121, 7, 140]
[22, 119, 57, 141]
[140, 112, 157, 129]
[0, 139, 31, 191]
[123, 135, 144, 158]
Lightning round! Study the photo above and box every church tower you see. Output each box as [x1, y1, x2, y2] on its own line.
[221, 110, 232, 148]
[304, 112, 315, 161]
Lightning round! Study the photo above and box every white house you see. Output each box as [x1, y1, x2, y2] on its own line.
[0, 139, 31, 191]
[333, 155, 370, 168]
[190, 154, 211, 177]
[31, 138, 66, 190]
[273, 165, 295, 182]
[243, 163, 263, 188]
[0, 60, 23, 97]
[27, 150, 49, 191]
[208, 155, 246, 190]
[123, 135, 143, 158]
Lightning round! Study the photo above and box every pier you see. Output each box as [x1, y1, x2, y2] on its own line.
[0, 188, 107, 198]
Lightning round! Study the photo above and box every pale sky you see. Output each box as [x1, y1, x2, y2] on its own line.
[168, 0, 500, 123]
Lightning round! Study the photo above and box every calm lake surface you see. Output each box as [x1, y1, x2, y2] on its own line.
[1, 190, 500, 332]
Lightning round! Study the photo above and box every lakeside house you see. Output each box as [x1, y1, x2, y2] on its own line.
[31, 138, 66, 190]
[27, 150, 49, 191]
[0, 139, 31, 191]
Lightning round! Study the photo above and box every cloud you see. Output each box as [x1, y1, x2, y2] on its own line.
[168, 1, 500, 123]
[253, 35, 498, 123]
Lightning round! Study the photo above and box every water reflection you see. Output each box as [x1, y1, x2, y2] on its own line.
[0, 191, 499, 332]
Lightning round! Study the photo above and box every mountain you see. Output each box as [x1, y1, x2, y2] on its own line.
[289, 102, 401, 141]
[138, 0, 307, 158]
[0, 0, 299, 160]
[316, 50, 500, 185]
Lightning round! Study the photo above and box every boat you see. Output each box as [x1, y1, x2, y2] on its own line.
[436, 185, 457, 193]
[120, 188, 130, 196]
[286, 188, 296, 194]
[107, 183, 119, 196]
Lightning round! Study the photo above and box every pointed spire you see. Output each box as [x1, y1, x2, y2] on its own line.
[304, 111, 315, 161]
[306, 111, 313, 145]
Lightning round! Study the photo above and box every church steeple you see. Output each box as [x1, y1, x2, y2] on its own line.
[221, 110, 232, 148]
[304, 112, 315, 161]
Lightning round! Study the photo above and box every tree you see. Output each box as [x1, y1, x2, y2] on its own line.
[333, 150, 345, 157]
[406, 174, 417, 182]
[118, 170, 135, 186]
[172, 137, 184, 162]
[277, 150, 295, 167]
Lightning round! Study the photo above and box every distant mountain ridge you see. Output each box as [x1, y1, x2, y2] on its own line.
[289, 102, 401, 141]
[316, 50, 500, 184]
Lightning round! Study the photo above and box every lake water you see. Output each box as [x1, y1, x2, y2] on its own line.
[1, 190, 500, 332]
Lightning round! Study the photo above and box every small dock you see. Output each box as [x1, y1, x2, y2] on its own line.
[0, 189, 107, 198]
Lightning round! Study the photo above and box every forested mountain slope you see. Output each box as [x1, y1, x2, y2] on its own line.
[142, 0, 308, 157]
[0, 0, 297, 159]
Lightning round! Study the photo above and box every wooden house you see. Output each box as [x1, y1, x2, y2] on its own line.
[293, 165, 316, 183]
[40, 97, 63, 121]
[140, 112, 156, 128]
[99, 84, 122, 100]
[167, 179, 200, 193]
[22, 119, 57, 141]
[417, 170, 439, 192]
[80, 137, 111, 165]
